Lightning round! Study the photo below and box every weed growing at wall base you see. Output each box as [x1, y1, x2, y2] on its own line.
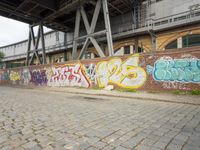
[191, 90, 200, 95]
[173, 90, 200, 95]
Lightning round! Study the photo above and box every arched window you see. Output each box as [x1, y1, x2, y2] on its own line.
[182, 34, 200, 48]
[165, 40, 177, 50]
[165, 34, 200, 50]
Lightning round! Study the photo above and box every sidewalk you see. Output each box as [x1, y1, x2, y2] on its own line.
[38, 87, 200, 105]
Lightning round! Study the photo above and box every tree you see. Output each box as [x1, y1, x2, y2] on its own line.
[0, 51, 4, 63]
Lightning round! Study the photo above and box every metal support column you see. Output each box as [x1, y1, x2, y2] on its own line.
[148, 30, 157, 54]
[26, 22, 46, 66]
[72, 9, 81, 59]
[102, 0, 114, 56]
[72, 0, 114, 60]
[40, 22, 46, 64]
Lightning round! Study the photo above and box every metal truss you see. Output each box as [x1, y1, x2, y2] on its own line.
[26, 22, 46, 66]
[72, 0, 114, 60]
[148, 29, 157, 54]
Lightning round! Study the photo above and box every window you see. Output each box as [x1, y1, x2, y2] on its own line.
[165, 40, 177, 50]
[124, 46, 130, 54]
[84, 52, 92, 59]
[182, 34, 200, 48]
[138, 47, 144, 53]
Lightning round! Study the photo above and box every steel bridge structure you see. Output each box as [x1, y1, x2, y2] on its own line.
[2, 0, 200, 66]
[0, 0, 143, 65]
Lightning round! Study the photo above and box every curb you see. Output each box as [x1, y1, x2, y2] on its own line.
[41, 88, 200, 106]
[1, 85, 199, 105]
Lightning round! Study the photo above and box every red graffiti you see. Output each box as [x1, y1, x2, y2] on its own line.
[49, 64, 90, 87]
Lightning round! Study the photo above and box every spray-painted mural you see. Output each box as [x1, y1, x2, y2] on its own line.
[30, 69, 48, 86]
[84, 64, 96, 84]
[147, 57, 200, 83]
[9, 71, 21, 81]
[48, 64, 90, 88]
[0, 70, 9, 81]
[21, 69, 30, 85]
[96, 54, 146, 89]
[0, 53, 199, 91]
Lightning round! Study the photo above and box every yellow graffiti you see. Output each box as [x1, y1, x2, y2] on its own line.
[9, 71, 21, 81]
[96, 54, 146, 89]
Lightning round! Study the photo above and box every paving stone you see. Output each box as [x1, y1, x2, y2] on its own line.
[171, 139, 186, 146]
[166, 143, 182, 150]
[0, 135, 8, 144]
[153, 141, 168, 149]
[182, 144, 200, 150]
[102, 145, 115, 150]
[135, 144, 150, 150]
[0, 87, 200, 150]
[86, 147, 99, 150]
[92, 141, 107, 149]
[0, 145, 13, 150]
[22, 141, 41, 150]
[114, 146, 128, 150]
[121, 136, 144, 149]
[78, 143, 91, 150]
[42, 145, 54, 150]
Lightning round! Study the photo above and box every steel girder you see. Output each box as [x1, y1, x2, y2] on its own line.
[26, 23, 46, 66]
[72, 0, 114, 59]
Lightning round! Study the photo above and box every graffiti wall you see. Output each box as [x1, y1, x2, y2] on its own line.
[0, 50, 199, 91]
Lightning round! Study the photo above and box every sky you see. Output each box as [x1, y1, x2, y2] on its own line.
[0, 16, 51, 47]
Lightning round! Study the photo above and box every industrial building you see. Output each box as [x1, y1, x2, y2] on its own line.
[0, 0, 200, 68]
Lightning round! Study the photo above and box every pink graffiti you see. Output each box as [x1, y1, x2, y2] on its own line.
[48, 64, 90, 88]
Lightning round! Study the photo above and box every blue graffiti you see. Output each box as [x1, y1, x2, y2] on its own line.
[147, 58, 200, 83]
[30, 70, 47, 86]
[0, 71, 10, 81]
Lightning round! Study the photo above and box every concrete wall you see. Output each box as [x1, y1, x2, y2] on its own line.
[0, 49, 199, 92]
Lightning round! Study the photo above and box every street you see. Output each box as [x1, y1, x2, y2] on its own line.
[0, 86, 200, 150]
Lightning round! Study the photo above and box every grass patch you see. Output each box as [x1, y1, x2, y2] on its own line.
[190, 90, 200, 95]
[92, 87, 102, 90]
[172, 90, 200, 95]
[148, 91, 160, 94]
[117, 88, 137, 93]
[172, 90, 188, 95]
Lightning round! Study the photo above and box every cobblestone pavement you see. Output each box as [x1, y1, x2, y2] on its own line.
[0, 86, 200, 150]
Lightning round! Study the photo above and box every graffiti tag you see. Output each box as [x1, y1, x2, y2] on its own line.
[84, 64, 96, 84]
[0, 71, 9, 81]
[48, 64, 90, 88]
[96, 54, 146, 89]
[30, 70, 48, 85]
[147, 58, 200, 83]
[9, 71, 20, 81]
[21, 69, 30, 85]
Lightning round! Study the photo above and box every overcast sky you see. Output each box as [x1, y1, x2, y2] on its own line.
[0, 16, 51, 47]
